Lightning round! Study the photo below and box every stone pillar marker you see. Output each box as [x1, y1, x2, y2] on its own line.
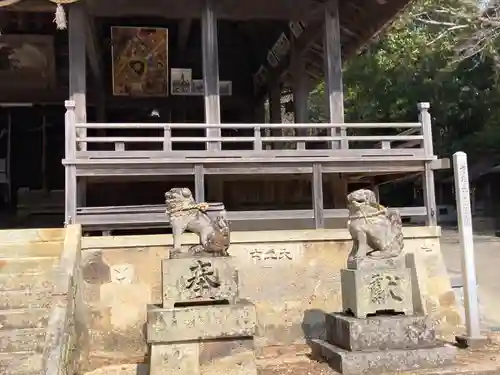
[310, 189, 456, 374]
[146, 188, 258, 375]
[453, 151, 488, 348]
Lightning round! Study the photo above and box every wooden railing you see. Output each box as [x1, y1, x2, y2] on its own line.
[62, 100, 438, 230]
[75, 204, 427, 229]
[63, 101, 434, 161]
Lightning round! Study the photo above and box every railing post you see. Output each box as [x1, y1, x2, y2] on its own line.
[194, 164, 205, 202]
[64, 100, 77, 225]
[163, 125, 172, 151]
[312, 163, 325, 228]
[381, 141, 391, 150]
[418, 102, 433, 156]
[418, 102, 437, 226]
[254, 125, 262, 151]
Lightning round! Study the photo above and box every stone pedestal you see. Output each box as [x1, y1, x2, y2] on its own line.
[147, 256, 258, 375]
[342, 257, 414, 318]
[312, 256, 456, 374]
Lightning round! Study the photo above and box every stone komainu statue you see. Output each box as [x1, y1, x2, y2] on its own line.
[346, 189, 404, 262]
[165, 187, 230, 257]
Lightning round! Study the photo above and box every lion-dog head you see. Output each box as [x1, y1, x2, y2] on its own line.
[165, 187, 195, 215]
[346, 189, 379, 216]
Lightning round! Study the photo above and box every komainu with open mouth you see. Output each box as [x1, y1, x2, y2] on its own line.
[165, 187, 230, 257]
[346, 188, 404, 263]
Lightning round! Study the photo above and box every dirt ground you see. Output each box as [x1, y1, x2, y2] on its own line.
[85, 336, 500, 375]
[440, 229, 500, 330]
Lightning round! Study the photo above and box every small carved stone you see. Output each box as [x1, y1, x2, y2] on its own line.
[346, 189, 404, 263]
[165, 187, 230, 257]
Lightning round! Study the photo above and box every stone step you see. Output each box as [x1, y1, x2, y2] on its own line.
[0, 308, 51, 329]
[0, 270, 55, 291]
[310, 339, 456, 375]
[0, 289, 52, 310]
[0, 352, 43, 374]
[0, 328, 45, 352]
[0, 256, 59, 274]
[0, 241, 62, 258]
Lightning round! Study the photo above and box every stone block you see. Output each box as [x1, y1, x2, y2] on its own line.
[310, 338, 456, 375]
[147, 300, 257, 343]
[150, 342, 199, 375]
[0, 328, 45, 352]
[162, 257, 239, 308]
[341, 267, 413, 318]
[0, 352, 43, 374]
[346, 256, 405, 271]
[199, 338, 257, 375]
[0, 289, 52, 310]
[149, 338, 257, 375]
[0, 308, 50, 330]
[326, 313, 436, 351]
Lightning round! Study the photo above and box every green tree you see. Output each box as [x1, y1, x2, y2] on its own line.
[309, 0, 500, 162]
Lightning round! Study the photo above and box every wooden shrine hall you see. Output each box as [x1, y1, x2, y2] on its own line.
[0, 0, 449, 232]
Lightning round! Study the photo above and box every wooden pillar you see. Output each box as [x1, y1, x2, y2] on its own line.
[254, 102, 266, 122]
[324, 0, 348, 209]
[194, 164, 205, 202]
[202, 0, 221, 151]
[419, 102, 437, 226]
[177, 20, 192, 123]
[323, 0, 346, 150]
[69, 3, 87, 212]
[291, 43, 308, 150]
[269, 86, 282, 124]
[69, 4, 87, 138]
[268, 85, 281, 149]
[370, 178, 380, 202]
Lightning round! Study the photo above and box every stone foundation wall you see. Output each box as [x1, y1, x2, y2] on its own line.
[43, 224, 89, 375]
[79, 227, 460, 371]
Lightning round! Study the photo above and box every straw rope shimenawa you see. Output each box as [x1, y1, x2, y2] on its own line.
[49, 0, 80, 30]
[0, 0, 80, 30]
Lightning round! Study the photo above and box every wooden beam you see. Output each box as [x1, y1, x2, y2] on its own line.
[6, 0, 55, 12]
[201, 0, 221, 151]
[255, 4, 327, 103]
[86, 0, 320, 20]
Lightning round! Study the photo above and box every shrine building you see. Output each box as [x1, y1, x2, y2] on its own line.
[0, 0, 449, 233]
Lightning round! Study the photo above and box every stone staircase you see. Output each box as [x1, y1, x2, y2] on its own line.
[0, 229, 65, 375]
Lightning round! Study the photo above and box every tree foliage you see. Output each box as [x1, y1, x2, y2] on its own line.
[309, 0, 500, 163]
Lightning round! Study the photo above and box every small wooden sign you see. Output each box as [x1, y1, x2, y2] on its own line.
[171, 68, 192, 95]
[189, 80, 232, 96]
